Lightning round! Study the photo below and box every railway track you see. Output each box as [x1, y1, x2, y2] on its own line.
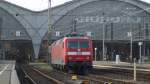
[79, 74, 135, 84]
[34, 68, 85, 84]
[50, 68, 149, 84]
[21, 64, 149, 84]
[26, 65, 103, 84]
[91, 68, 150, 83]
[47, 69, 136, 84]
[22, 65, 89, 84]
[22, 65, 64, 84]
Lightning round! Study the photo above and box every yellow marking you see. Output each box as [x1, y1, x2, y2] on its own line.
[71, 75, 78, 80]
[82, 80, 90, 84]
[104, 82, 113, 84]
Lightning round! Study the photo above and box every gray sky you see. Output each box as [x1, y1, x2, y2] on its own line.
[4, 0, 150, 11]
[5, 0, 72, 11]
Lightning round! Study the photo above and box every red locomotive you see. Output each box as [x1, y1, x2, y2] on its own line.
[50, 33, 93, 74]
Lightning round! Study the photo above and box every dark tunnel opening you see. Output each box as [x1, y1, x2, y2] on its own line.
[0, 40, 34, 63]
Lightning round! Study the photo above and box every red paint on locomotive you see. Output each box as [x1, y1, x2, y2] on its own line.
[50, 36, 93, 74]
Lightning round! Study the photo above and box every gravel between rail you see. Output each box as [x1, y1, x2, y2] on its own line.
[22, 65, 63, 84]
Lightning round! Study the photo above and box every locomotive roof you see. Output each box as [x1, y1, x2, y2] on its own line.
[64, 36, 90, 40]
[51, 36, 91, 47]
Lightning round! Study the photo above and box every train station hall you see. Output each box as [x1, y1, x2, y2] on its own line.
[0, 0, 150, 63]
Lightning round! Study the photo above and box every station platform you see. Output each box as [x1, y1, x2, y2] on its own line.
[93, 61, 150, 72]
[0, 60, 20, 84]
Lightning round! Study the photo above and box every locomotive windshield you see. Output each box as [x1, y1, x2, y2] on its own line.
[80, 41, 89, 48]
[68, 41, 78, 48]
[68, 41, 89, 48]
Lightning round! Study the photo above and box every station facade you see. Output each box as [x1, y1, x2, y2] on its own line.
[0, 0, 150, 62]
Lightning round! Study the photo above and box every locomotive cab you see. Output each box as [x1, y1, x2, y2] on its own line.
[51, 33, 93, 75]
[65, 37, 93, 74]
